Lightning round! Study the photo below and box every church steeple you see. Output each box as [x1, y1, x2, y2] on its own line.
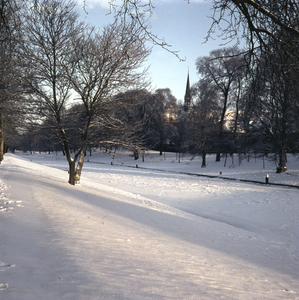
[184, 71, 191, 112]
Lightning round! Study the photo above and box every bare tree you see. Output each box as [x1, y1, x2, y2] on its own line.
[247, 40, 299, 172]
[104, 1, 293, 60]
[209, 1, 299, 61]
[0, 0, 25, 162]
[87, 0, 299, 163]
[196, 46, 247, 161]
[188, 79, 220, 167]
[146, 88, 178, 155]
[112, 89, 152, 159]
[18, 0, 150, 185]
[64, 21, 150, 183]
[18, 0, 85, 184]
[107, 0, 183, 60]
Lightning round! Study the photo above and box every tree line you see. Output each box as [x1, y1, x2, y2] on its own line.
[1, 0, 152, 184]
[1, 0, 298, 185]
[107, 0, 299, 172]
[188, 45, 299, 172]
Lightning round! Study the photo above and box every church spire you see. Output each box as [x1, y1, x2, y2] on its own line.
[184, 71, 191, 112]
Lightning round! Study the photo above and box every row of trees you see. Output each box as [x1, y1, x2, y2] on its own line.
[0, 0, 24, 162]
[207, 0, 299, 172]
[15, 88, 178, 157]
[1, 0, 298, 184]
[15, 49, 299, 170]
[186, 45, 299, 171]
[1, 0, 153, 184]
[105, 0, 299, 172]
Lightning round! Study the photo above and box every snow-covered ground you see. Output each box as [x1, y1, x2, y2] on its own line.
[0, 150, 298, 299]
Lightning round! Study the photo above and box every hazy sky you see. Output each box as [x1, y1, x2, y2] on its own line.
[77, 0, 232, 102]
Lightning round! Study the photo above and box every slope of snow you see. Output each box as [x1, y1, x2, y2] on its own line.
[0, 151, 298, 299]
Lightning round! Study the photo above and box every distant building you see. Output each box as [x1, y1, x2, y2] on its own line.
[184, 72, 191, 112]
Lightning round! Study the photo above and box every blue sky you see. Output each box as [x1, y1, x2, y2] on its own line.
[77, 0, 231, 102]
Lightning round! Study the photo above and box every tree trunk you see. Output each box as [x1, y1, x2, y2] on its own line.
[133, 149, 139, 160]
[61, 146, 66, 156]
[215, 129, 222, 162]
[278, 104, 288, 172]
[75, 149, 85, 184]
[224, 153, 227, 167]
[159, 141, 163, 155]
[201, 149, 206, 168]
[277, 149, 287, 173]
[68, 159, 76, 185]
[0, 114, 3, 163]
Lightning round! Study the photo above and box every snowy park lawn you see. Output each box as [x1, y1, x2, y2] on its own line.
[0, 150, 298, 299]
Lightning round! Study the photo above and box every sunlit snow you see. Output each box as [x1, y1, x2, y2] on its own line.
[0, 151, 298, 299]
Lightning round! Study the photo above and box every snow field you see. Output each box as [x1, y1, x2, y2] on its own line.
[0, 151, 298, 299]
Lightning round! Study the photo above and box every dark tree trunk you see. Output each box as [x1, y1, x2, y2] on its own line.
[215, 130, 223, 162]
[159, 141, 163, 156]
[0, 114, 3, 163]
[61, 146, 66, 156]
[277, 149, 287, 173]
[68, 159, 76, 185]
[134, 149, 139, 160]
[201, 149, 206, 168]
[277, 104, 288, 173]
